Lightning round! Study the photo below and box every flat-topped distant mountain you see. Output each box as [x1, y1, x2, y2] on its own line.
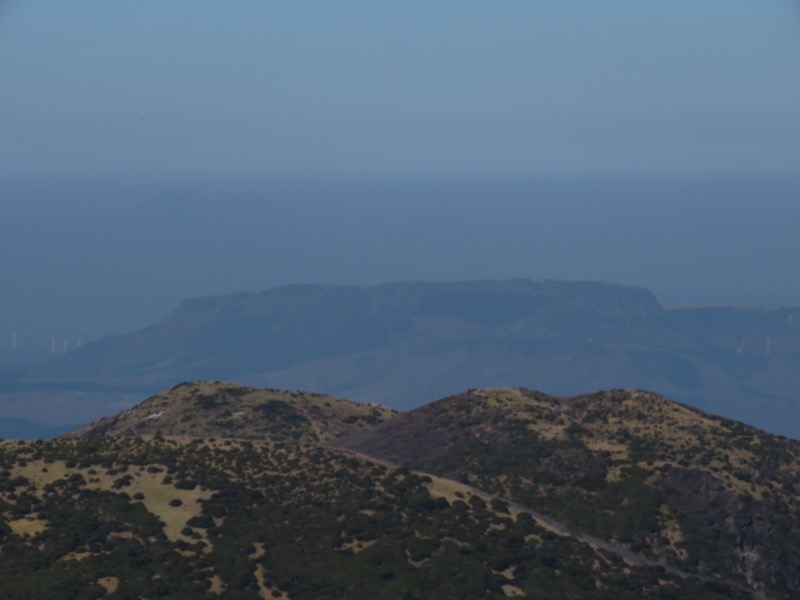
[4, 279, 800, 436]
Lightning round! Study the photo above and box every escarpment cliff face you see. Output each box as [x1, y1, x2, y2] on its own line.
[6, 279, 800, 436]
[335, 388, 800, 598]
[31, 279, 664, 379]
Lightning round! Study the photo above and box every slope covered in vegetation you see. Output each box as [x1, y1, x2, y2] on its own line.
[12, 383, 799, 598]
[0, 436, 749, 600]
[335, 388, 800, 598]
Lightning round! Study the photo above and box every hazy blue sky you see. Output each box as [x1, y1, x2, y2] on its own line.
[1, 2, 799, 360]
[1, 1, 798, 178]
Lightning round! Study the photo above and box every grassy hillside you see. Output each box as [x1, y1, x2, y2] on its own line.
[335, 388, 800, 598]
[0, 436, 749, 600]
[10, 382, 799, 598]
[64, 381, 396, 443]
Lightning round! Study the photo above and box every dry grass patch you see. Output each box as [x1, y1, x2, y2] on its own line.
[62, 550, 95, 561]
[527, 421, 568, 441]
[254, 564, 270, 599]
[605, 465, 625, 483]
[498, 565, 517, 580]
[502, 584, 525, 597]
[9, 458, 214, 546]
[208, 574, 226, 595]
[584, 439, 629, 457]
[339, 538, 376, 554]
[97, 577, 119, 595]
[125, 471, 212, 544]
[250, 542, 266, 559]
[26, 461, 216, 546]
[424, 473, 478, 504]
[8, 515, 47, 537]
[15, 461, 70, 489]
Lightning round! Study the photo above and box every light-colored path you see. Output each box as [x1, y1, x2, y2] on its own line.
[331, 447, 756, 597]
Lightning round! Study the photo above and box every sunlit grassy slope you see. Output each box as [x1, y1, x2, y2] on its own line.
[9, 382, 800, 598]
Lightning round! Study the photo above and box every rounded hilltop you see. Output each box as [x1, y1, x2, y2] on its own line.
[63, 381, 397, 443]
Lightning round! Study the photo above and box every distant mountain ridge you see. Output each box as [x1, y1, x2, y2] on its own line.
[36, 279, 663, 377]
[5, 279, 800, 436]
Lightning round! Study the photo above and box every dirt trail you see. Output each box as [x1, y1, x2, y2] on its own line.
[331, 447, 753, 594]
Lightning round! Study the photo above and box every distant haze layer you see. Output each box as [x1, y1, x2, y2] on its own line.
[2, 1, 799, 361]
[3, 174, 800, 365]
[1, 2, 798, 179]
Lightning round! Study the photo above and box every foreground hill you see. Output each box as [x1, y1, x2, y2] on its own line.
[64, 381, 396, 443]
[5, 279, 800, 437]
[335, 388, 800, 598]
[57, 382, 800, 598]
[0, 435, 750, 600]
